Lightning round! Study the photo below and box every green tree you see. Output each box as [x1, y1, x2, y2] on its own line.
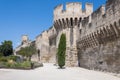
[57, 33, 66, 68]
[0, 40, 13, 56]
[0, 45, 3, 56]
[17, 45, 37, 61]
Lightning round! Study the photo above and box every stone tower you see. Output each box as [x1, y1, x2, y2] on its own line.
[53, 2, 93, 66]
[22, 35, 29, 45]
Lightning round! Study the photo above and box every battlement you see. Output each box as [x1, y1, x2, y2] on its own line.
[91, 5, 105, 20]
[85, 3, 93, 16]
[54, 4, 63, 14]
[66, 2, 82, 12]
[54, 2, 93, 21]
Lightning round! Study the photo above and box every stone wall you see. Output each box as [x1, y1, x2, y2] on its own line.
[35, 27, 57, 63]
[78, 40, 120, 73]
[77, 0, 120, 73]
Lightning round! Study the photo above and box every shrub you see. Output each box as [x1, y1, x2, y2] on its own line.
[5, 61, 16, 68]
[0, 54, 43, 69]
[0, 53, 3, 57]
[7, 55, 18, 61]
[0, 57, 8, 62]
[20, 61, 31, 68]
[0, 61, 31, 69]
[0, 55, 19, 62]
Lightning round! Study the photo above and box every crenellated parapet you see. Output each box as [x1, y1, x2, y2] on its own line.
[54, 2, 93, 31]
[54, 2, 93, 20]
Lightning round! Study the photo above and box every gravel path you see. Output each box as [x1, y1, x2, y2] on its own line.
[0, 63, 120, 80]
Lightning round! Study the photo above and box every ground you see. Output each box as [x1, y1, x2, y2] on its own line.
[0, 63, 120, 80]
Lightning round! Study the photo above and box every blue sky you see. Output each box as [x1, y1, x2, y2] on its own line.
[0, 0, 106, 49]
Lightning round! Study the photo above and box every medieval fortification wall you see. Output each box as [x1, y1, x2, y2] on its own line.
[16, 0, 120, 73]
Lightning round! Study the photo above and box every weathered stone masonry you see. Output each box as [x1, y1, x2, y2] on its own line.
[53, 2, 93, 66]
[77, 0, 120, 73]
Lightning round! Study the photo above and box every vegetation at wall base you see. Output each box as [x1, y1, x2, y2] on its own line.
[0, 55, 43, 70]
[57, 33, 66, 68]
[0, 40, 43, 69]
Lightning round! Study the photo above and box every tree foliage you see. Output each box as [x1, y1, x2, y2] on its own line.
[0, 40, 13, 56]
[17, 45, 37, 61]
[57, 33, 66, 68]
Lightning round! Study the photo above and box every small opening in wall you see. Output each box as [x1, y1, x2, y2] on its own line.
[114, 22, 117, 27]
[80, 17, 82, 22]
[66, 18, 68, 23]
[84, 17, 86, 20]
[62, 18, 65, 28]
[75, 18, 78, 25]
[78, 18, 82, 27]
[59, 19, 62, 26]
[99, 61, 103, 65]
[119, 19, 120, 26]
[70, 18, 73, 26]
[79, 29, 82, 34]
[66, 18, 69, 26]
[89, 23, 92, 28]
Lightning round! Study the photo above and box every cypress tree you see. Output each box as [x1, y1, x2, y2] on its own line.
[57, 33, 66, 68]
